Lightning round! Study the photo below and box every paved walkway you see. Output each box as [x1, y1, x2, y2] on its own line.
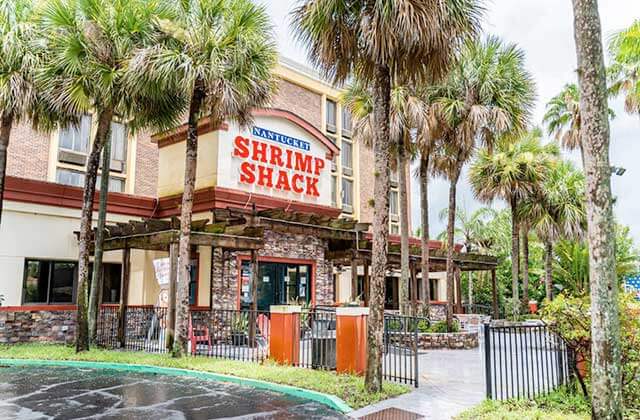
[349, 346, 486, 419]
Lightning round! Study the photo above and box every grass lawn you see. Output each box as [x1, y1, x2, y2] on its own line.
[455, 388, 590, 420]
[0, 343, 408, 409]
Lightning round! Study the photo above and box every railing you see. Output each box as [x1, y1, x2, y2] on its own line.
[298, 307, 336, 370]
[463, 303, 493, 316]
[484, 323, 573, 400]
[383, 314, 422, 387]
[96, 305, 119, 349]
[124, 306, 168, 353]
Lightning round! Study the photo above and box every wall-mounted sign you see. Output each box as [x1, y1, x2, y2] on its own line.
[624, 275, 640, 301]
[218, 115, 333, 206]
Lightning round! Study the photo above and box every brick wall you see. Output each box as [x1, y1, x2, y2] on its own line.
[357, 143, 375, 224]
[0, 309, 76, 344]
[210, 228, 334, 310]
[134, 130, 159, 197]
[6, 124, 50, 181]
[270, 79, 322, 130]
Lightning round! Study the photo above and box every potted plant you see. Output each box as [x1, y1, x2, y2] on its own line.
[230, 313, 249, 346]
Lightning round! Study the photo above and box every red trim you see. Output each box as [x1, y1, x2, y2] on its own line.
[235, 255, 317, 310]
[157, 186, 341, 218]
[4, 176, 156, 217]
[365, 232, 461, 251]
[0, 304, 77, 312]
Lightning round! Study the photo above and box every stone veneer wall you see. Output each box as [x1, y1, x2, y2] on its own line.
[416, 331, 478, 350]
[0, 309, 76, 344]
[210, 228, 333, 310]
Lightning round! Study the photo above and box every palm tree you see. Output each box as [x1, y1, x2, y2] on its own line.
[572, 2, 622, 414]
[431, 37, 535, 328]
[519, 162, 585, 301]
[39, 0, 183, 352]
[469, 129, 555, 315]
[341, 82, 428, 315]
[543, 83, 614, 167]
[131, 0, 277, 356]
[0, 0, 71, 225]
[292, 0, 482, 392]
[608, 19, 640, 116]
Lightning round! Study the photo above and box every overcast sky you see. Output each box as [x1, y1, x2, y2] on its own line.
[260, 0, 640, 243]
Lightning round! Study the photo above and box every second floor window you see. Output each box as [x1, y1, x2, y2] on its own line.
[341, 139, 353, 175]
[331, 175, 337, 207]
[326, 99, 337, 133]
[56, 168, 85, 188]
[390, 190, 399, 216]
[342, 108, 352, 138]
[341, 178, 353, 212]
[59, 115, 92, 154]
[110, 122, 127, 163]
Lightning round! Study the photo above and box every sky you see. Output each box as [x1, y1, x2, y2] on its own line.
[259, 0, 640, 243]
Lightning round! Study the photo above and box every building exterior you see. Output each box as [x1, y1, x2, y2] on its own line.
[0, 57, 496, 339]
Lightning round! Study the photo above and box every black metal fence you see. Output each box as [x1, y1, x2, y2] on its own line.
[463, 303, 493, 316]
[96, 305, 119, 349]
[124, 306, 168, 353]
[298, 307, 337, 370]
[484, 323, 573, 400]
[383, 314, 422, 387]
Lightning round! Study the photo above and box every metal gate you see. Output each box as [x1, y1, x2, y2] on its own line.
[383, 314, 421, 387]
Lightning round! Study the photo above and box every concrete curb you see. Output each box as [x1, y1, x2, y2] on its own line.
[0, 358, 353, 414]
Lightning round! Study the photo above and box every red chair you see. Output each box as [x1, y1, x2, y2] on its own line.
[189, 319, 211, 356]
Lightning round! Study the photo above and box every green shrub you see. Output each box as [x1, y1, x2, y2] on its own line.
[408, 319, 430, 333]
[428, 320, 460, 333]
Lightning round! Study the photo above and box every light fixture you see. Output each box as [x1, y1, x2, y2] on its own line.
[610, 166, 626, 176]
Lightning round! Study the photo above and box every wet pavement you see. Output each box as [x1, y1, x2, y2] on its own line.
[0, 365, 345, 419]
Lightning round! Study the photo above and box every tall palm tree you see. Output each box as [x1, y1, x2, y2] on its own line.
[341, 82, 428, 315]
[519, 162, 585, 301]
[431, 36, 535, 328]
[39, 0, 183, 352]
[131, 0, 277, 356]
[543, 83, 614, 167]
[469, 129, 555, 315]
[0, 0, 71, 225]
[293, 0, 482, 392]
[608, 19, 640, 116]
[572, 2, 622, 414]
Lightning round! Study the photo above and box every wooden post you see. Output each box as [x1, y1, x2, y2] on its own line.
[410, 260, 417, 316]
[166, 242, 178, 351]
[455, 265, 463, 314]
[363, 260, 370, 306]
[209, 246, 215, 310]
[117, 247, 130, 348]
[491, 269, 499, 319]
[350, 253, 358, 302]
[248, 250, 258, 347]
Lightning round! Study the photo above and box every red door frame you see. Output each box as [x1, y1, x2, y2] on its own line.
[235, 255, 317, 310]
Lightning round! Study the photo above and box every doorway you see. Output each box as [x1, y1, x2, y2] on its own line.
[240, 261, 312, 311]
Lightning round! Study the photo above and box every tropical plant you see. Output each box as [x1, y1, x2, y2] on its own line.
[469, 129, 557, 312]
[130, 0, 277, 356]
[341, 82, 429, 315]
[571, 1, 622, 416]
[608, 19, 640, 116]
[519, 162, 586, 300]
[292, 0, 482, 393]
[38, 0, 183, 352]
[431, 36, 535, 328]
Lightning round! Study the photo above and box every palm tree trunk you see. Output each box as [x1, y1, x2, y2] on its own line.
[521, 224, 530, 310]
[445, 167, 460, 331]
[88, 136, 112, 344]
[509, 195, 520, 316]
[0, 113, 14, 227]
[544, 240, 553, 301]
[572, 1, 622, 417]
[173, 81, 206, 357]
[397, 133, 410, 315]
[419, 156, 430, 318]
[76, 107, 113, 352]
[365, 65, 391, 394]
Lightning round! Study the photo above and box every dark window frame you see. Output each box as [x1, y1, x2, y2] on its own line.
[22, 258, 78, 305]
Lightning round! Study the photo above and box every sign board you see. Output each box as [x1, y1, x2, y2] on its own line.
[217, 115, 333, 207]
[624, 275, 640, 301]
[153, 258, 171, 287]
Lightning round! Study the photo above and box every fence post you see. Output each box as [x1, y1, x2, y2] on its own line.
[484, 323, 492, 399]
[269, 305, 301, 365]
[336, 307, 369, 375]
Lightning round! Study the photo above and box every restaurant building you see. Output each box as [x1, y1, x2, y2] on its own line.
[0, 57, 497, 340]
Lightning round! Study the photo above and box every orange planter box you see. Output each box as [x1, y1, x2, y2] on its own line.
[269, 305, 301, 365]
[336, 307, 369, 375]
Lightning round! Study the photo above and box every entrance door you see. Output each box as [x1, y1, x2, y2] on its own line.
[240, 261, 312, 311]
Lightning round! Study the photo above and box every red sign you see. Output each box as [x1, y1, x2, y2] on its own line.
[232, 135, 326, 197]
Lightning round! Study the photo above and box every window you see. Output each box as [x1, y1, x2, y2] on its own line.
[430, 278, 439, 301]
[188, 258, 198, 305]
[390, 223, 399, 235]
[59, 115, 92, 154]
[341, 178, 353, 213]
[326, 99, 337, 133]
[23, 259, 77, 304]
[56, 168, 85, 188]
[101, 264, 122, 303]
[331, 154, 337, 172]
[390, 169, 399, 185]
[331, 175, 338, 207]
[341, 139, 353, 175]
[342, 108, 352, 138]
[390, 190, 399, 216]
[96, 174, 126, 193]
[109, 122, 127, 173]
